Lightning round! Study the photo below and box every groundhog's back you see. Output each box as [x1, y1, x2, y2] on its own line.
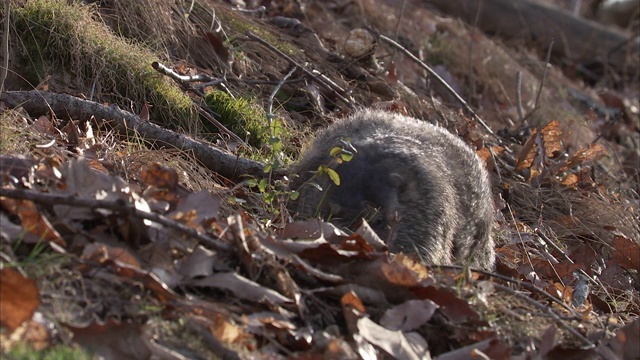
[289, 109, 495, 270]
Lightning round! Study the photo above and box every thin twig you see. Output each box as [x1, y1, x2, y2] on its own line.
[429, 264, 578, 315]
[0, 187, 233, 252]
[267, 66, 297, 121]
[516, 71, 525, 125]
[467, 0, 483, 104]
[528, 40, 554, 120]
[493, 283, 594, 348]
[379, 34, 499, 141]
[389, 0, 407, 66]
[152, 61, 217, 84]
[534, 229, 572, 263]
[245, 31, 354, 109]
[1, 0, 10, 92]
[197, 105, 250, 149]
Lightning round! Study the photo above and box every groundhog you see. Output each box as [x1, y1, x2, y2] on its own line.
[289, 109, 495, 270]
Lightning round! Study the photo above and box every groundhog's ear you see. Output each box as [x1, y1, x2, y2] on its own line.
[389, 173, 404, 188]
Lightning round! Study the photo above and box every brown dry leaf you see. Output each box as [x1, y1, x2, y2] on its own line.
[339, 233, 376, 254]
[138, 103, 150, 121]
[608, 234, 639, 270]
[515, 121, 563, 179]
[0, 197, 66, 246]
[298, 241, 371, 265]
[33, 157, 64, 189]
[202, 31, 231, 66]
[341, 291, 366, 335]
[66, 319, 151, 360]
[23, 319, 52, 351]
[63, 158, 130, 195]
[61, 120, 81, 147]
[560, 143, 607, 173]
[340, 291, 367, 314]
[381, 254, 430, 287]
[476, 145, 504, 171]
[598, 264, 637, 292]
[567, 243, 600, 269]
[324, 337, 359, 359]
[412, 286, 480, 324]
[529, 258, 583, 284]
[387, 61, 398, 84]
[190, 272, 292, 306]
[31, 115, 59, 136]
[540, 120, 563, 158]
[515, 128, 539, 172]
[279, 218, 344, 242]
[55, 158, 133, 221]
[0, 268, 41, 332]
[242, 312, 305, 350]
[79, 259, 178, 303]
[243, 312, 296, 333]
[552, 282, 574, 307]
[177, 245, 220, 279]
[140, 163, 179, 190]
[169, 190, 221, 226]
[494, 243, 522, 265]
[356, 317, 429, 360]
[86, 158, 109, 174]
[597, 318, 639, 359]
[211, 312, 245, 344]
[81, 242, 142, 269]
[560, 173, 579, 187]
[352, 219, 387, 252]
[379, 299, 438, 331]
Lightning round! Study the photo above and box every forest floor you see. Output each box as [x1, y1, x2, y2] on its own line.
[1, 0, 639, 359]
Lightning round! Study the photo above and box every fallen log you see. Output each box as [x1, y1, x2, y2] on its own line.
[428, 0, 639, 78]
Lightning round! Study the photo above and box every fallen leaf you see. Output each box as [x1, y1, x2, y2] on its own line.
[0, 268, 41, 332]
[0, 197, 66, 246]
[81, 242, 142, 269]
[190, 272, 292, 306]
[608, 234, 639, 270]
[380, 299, 438, 331]
[412, 286, 479, 324]
[66, 319, 151, 360]
[540, 120, 563, 158]
[356, 317, 429, 360]
[140, 163, 179, 190]
[597, 318, 639, 359]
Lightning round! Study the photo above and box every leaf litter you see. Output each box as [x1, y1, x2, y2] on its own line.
[1, 114, 638, 358]
[1, 0, 639, 358]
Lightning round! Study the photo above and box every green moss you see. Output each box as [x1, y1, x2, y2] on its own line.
[424, 34, 454, 66]
[6, 343, 92, 360]
[12, 0, 196, 130]
[204, 90, 268, 148]
[213, 7, 297, 55]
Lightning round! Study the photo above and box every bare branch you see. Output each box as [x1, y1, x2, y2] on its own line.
[0, 91, 268, 181]
[0, 187, 233, 252]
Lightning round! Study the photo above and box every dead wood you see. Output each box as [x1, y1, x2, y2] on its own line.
[0, 90, 267, 182]
[429, 0, 640, 77]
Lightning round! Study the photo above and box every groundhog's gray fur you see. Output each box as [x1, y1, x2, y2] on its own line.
[289, 109, 495, 270]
